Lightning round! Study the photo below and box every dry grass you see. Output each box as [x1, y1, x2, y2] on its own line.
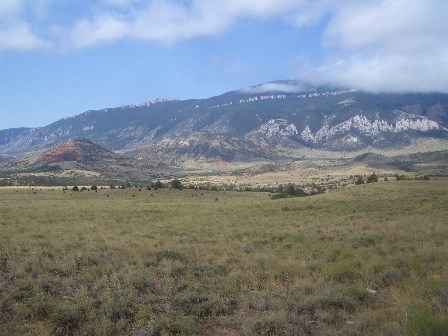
[1, 180, 447, 335]
[183, 159, 403, 187]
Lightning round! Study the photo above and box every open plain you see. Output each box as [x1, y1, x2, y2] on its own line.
[0, 180, 447, 335]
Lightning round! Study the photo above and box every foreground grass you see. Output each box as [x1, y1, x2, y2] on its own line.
[0, 181, 447, 335]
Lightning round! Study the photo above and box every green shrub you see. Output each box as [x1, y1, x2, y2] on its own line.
[0, 297, 13, 317]
[153, 180, 164, 189]
[342, 312, 377, 336]
[271, 193, 287, 200]
[28, 293, 57, 319]
[170, 179, 182, 190]
[101, 291, 137, 322]
[52, 304, 87, 335]
[75, 255, 98, 268]
[154, 250, 187, 263]
[382, 269, 404, 286]
[131, 269, 157, 294]
[300, 286, 371, 314]
[353, 233, 378, 248]
[172, 289, 226, 317]
[253, 314, 288, 335]
[396, 174, 408, 181]
[151, 313, 201, 335]
[401, 305, 448, 336]
[325, 261, 361, 283]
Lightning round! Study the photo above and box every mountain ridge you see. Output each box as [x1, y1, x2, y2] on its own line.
[1, 80, 447, 164]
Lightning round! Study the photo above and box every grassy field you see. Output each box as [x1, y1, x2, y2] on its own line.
[0, 181, 447, 335]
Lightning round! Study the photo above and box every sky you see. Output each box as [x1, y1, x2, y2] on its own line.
[1, 0, 447, 129]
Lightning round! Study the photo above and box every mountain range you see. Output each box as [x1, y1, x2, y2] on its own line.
[1, 80, 447, 166]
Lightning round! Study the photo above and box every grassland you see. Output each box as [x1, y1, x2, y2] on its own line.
[1, 180, 447, 335]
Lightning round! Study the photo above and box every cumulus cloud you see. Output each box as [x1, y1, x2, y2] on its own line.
[0, 0, 52, 51]
[60, 0, 448, 92]
[70, 14, 128, 48]
[307, 51, 448, 93]
[67, 0, 307, 46]
[323, 1, 447, 52]
[301, 0, 448, 93]
[1, 0, 447, 92]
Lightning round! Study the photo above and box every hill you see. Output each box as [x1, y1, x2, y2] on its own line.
[0, 138, 147, 182]
[353, 150, 448, 175]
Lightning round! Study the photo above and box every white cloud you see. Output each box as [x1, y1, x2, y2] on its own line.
[243, 82, 307, 93]
[130, 1, 228, 43]
[70, 14, 128, 48]
[66, 0, 308, 46]
[308, 51, 448, 93]
[298, 0, 448, 93]
[1, 0, 447, 93]
[0, 22, 51, 51]
[0, 0, 53, 51]
[289, 0, 333, 28]
[324, 0, 448, 52]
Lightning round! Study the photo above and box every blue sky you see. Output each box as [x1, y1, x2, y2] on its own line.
[1, 0, 447, 129]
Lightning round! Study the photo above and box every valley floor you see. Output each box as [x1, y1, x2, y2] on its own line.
[0, 180, 447, 335]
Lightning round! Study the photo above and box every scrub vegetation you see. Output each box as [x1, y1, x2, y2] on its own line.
[0, 180, 447, 335]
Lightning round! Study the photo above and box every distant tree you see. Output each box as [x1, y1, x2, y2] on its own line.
[285, 183, 296, 196]
[72, 185, 79, 191]
[109, 184, 116, 189]
[81, 187, 87, 191]
[91, 185, 98, 191]
[276, 184, 285, 194]
[355, 176, 364, 185]
[367, 173, 378, 183]
[170, 179, 182, 190]
[154, 180, 164, 189]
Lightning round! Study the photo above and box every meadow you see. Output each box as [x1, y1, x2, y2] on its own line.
[0, 180, 447, 335]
